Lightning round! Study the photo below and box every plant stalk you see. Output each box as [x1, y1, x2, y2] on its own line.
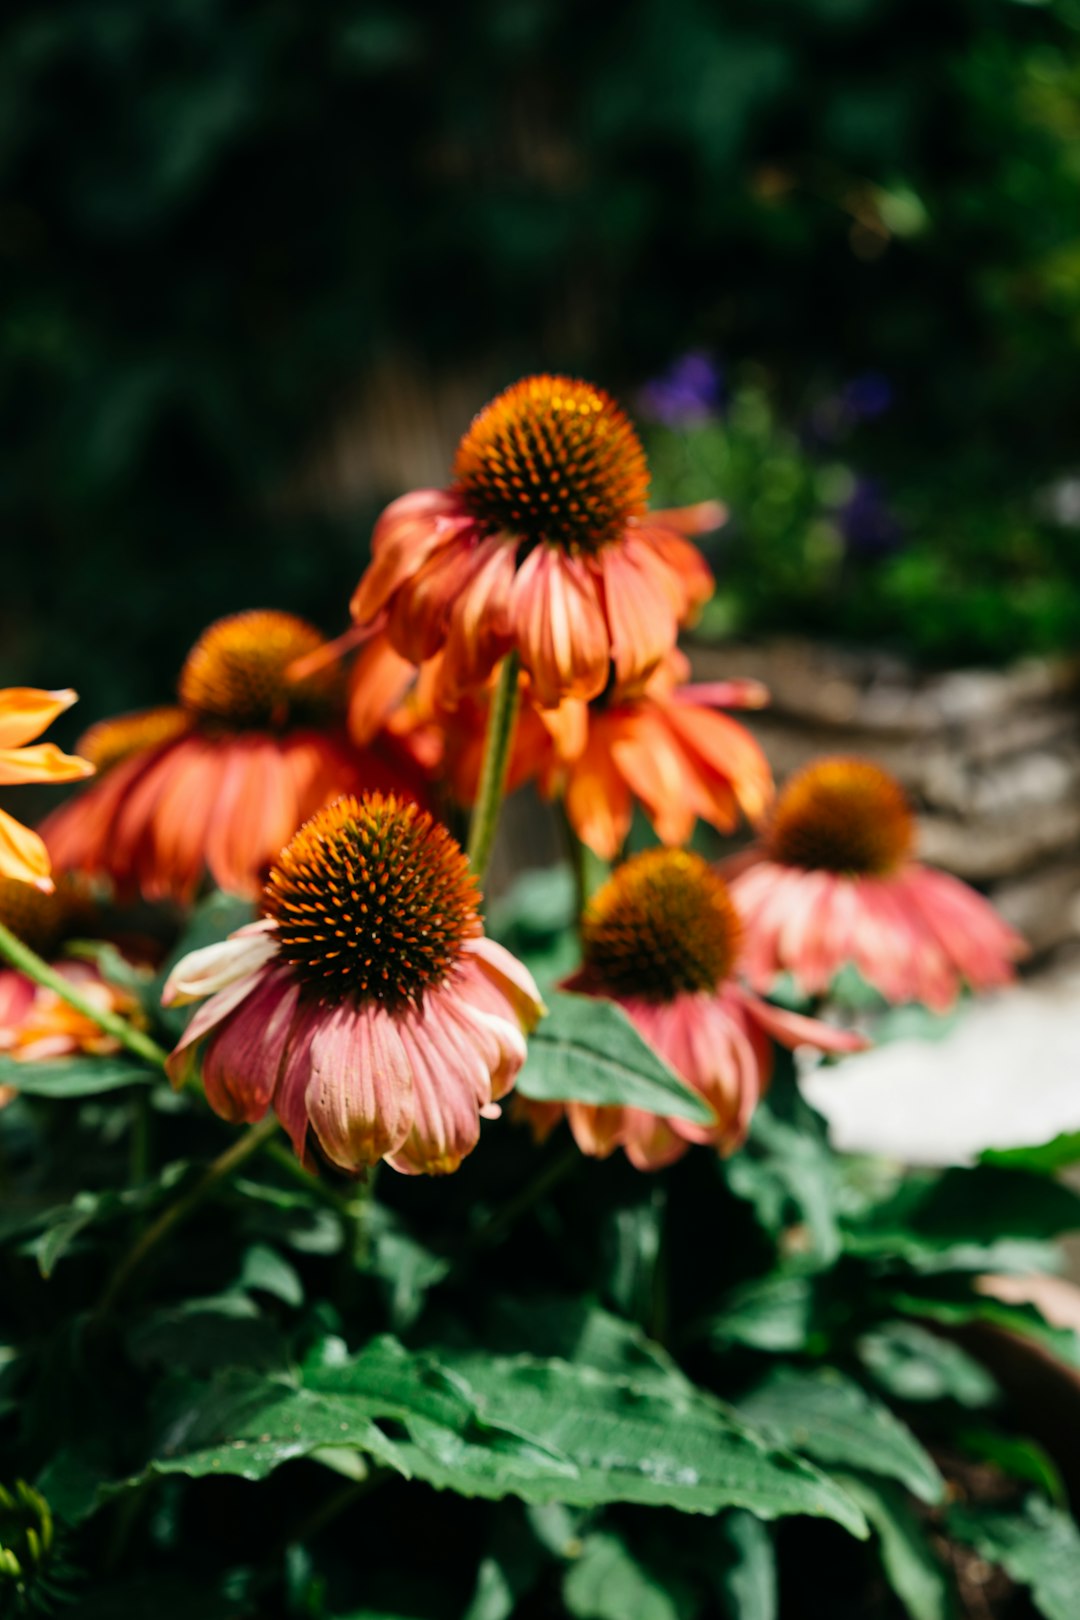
[0, 921, 169, 1070]
[466, 651, 520, 881]
[95, 1114, 280, 1316]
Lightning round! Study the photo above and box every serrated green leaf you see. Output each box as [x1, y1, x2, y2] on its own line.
[517, 992, 714, 1125]
[563, 1532, 697, 1620]
[736, 1368, 943, 1504]
[110, 1338, 867, 1536]
[840, 1473, 955, 1620]
[948, 1496, 1080, 1620]
[0, 1054, 156, 1097]
[30, 1161, 192, 1277]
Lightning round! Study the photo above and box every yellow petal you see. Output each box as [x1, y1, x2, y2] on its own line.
[0, 688, 78, 750]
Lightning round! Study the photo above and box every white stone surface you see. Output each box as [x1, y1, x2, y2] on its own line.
[802, 965, 1080, 1167]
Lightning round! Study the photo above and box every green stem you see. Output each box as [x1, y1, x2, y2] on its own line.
[95, 1114, 280, 1316]
[0, 921, 168, 1070]
[469, 1140, 580, 1249]
[466, 651, 520, 881]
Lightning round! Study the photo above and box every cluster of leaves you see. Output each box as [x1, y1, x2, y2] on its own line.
[2, 878, 1080, 1617]
[645, 376, 1080, 667]
[5, 0, 1080, 712]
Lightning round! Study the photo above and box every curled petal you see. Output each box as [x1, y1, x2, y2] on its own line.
[511, 547, 610, 707]
[462, 936, 545, 1031]
[0, 689, 78, 750]
[0, 807, 53, 892]
[163, 920, 279, 1006]
[0, 742, 95, 787]
[350, 492, 472, 627]
[738, 986, 869, 1055]
[201, 969, 300, 1123]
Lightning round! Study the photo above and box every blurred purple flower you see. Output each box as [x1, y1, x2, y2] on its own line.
[837, 477, 904, 556]
[807, 371, 894, 446]
[637, 351, 725, 427]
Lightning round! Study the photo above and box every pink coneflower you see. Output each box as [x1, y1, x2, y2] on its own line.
[43, 611, 427, 904]
[350, 375, 718, 708]
[164, 793, 544, 1177]
[730, 757, 1025, 1011]
[520, 848, 863, 1172]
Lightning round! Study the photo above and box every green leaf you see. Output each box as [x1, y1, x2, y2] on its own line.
[707, 1274, 817, 1354]
[980, 1132, 1080, 1176]
[948, 1495, 1080, 1620]
[563, 1532, 698, 1620]
[117, 1337, 867, 1536]
[885, 1285, 1080, 1369]
[0, 1054, 156, 1097]
[126, 1294, 290, 1376]
[857, 1322, 999, 1408]
[238, 1243, 304, 1307]
[955, 1429, 1065, 1506]
[517, 992, 714, 1125]
[724, 1077, 842, 1263]
[712, 1511, 777, 1620]
[29, 1161, 192, 1277]
[840, 1474, 956, 1620]
[736, 1368, 943, 1504]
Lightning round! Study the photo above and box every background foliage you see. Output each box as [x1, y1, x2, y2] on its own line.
[5, 0, 1080, 717]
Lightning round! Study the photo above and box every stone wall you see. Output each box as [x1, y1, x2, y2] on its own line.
[689, 638, 1080, 960]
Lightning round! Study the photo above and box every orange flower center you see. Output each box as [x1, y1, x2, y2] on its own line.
[264, 793, 481, 1009]
[765, 757, 915, 876]
[178, 611, 344, 730]
[79, 707, 191, 773]
[0, 878, 71, 958]
[452, 374, 650, 554]
[582, 848, 741, 1001]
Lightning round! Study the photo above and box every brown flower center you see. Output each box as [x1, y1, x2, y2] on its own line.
[453, 374, 650, 554]
[263, 793, 480, 1009]
[765, 757, 915, 876]
[0, 879, 72, 959]
[178, 611, 344, 730]
[581, 848, 741, 1002]
[79, 707, 191, 773]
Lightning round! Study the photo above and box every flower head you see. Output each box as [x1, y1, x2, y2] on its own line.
[43, 611, 427, 903]
[731, 756, 1025, 1010]
[0, 689, 94, 892]
[350, 374, 717, 708]
[165, 793, 544, 1176]
[521, 848, 863, 1171]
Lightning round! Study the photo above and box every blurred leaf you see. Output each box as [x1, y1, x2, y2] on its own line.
[948, 1495, 1080, 1620]
[707, 1273, 817, 1354]
[840, 1474, 955, 1620]
[0, 1054, 156, 1097]
[956, 1429, 1065, 1506]
[980, 1132, 1080, 1175]
[737, 1367, 943, 1503]
[517, 993, 714, 1124]
[237, 1242, 304, 1307]
[857, 1322, 999, 1408]
[712, 1510, 777, 1620]
[724, 1078, 842, 1263]
[563, 1531, 698, 1620]
[126, 1294, 290, 1376]
[30, 1161, 192, 1278]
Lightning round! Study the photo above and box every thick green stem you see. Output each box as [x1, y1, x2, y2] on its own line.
[0, 920, 168, 1070]
[95, 1114, 280, 1316]
[466, 651, 520, 881]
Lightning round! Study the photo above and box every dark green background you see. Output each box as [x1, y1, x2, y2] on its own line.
[4, 0, 1080, 720]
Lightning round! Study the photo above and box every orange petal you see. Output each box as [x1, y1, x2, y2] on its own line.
[0, 742, 95, 787]
[511, 547, 610, 707]
[0, 807, 53, 892]
[0, 688, 78, 750]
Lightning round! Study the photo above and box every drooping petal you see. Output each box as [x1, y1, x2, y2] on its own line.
[0, 808, 53, 892]
[441, 535, 518, 701]
[738, 985, 868, 1055]
[348, 635, 419, 745]
[200, 968, 301, 1123]
[165, 964, 276, 1091]
[561, 725, 636, 860]
[350, 492, 473, 626]
[462, 936, 546, 1032]
[385, 1003, 488, 1175]
[303, 1002, 414, 1172]
[600, 541, 679, 692]
[0, 742, 95, 787]
[511, 546, 610, 707]
[0, 689, 78, 750]
[163, 919, 279, 1006]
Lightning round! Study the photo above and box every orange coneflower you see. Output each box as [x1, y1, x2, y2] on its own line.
[163, 794, 545, 1177]
[519, 849, 863, 1172]
[43, 611, 429, 904]
[350, 375, 718, 708]
[730, 757, 1025, 1011]
[0, 878, 146, 1067]
[0, 688, 94, 892]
